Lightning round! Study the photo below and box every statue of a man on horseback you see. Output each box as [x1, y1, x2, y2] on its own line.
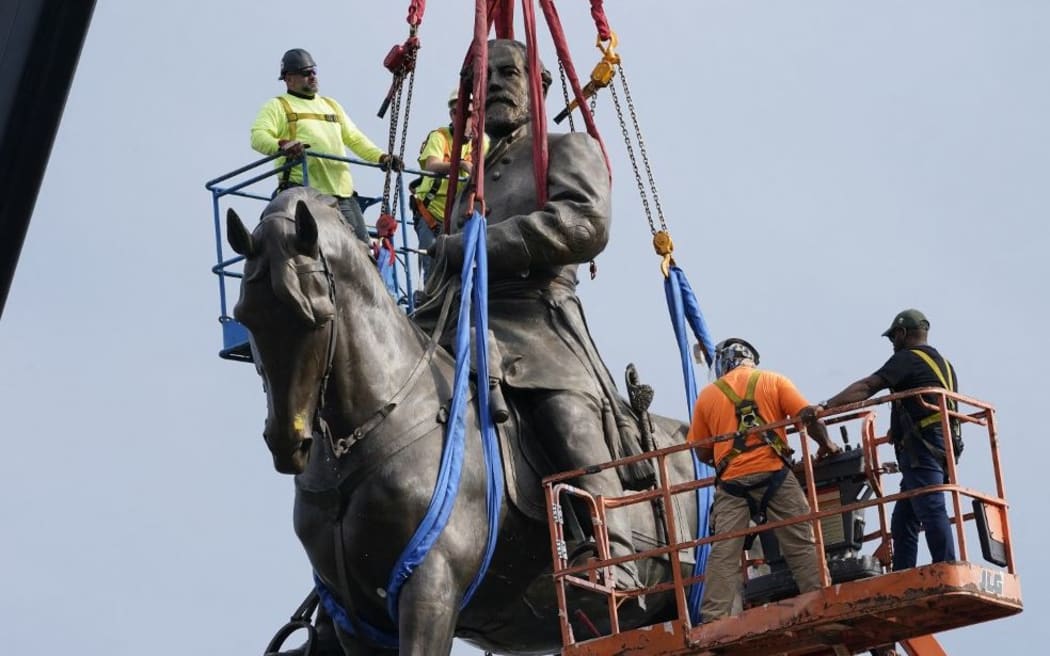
[229, 37, 696, 656]
[419, 38, 646, 590]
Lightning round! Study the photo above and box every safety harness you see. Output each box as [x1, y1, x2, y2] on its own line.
[276, 95, 342, 140]
[895, 349, 963, 463]
[712, 370, 793, 479]
[275, 96, 342, 190]
[712, 369, 795, 549]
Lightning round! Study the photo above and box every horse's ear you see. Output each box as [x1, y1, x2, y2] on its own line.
[294, 200, 319, 255]
[227, 208, 254, 257]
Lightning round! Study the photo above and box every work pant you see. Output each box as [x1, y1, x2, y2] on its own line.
[273, 183, 370, 244]
[335, 196, 370, 244]
[892, 432, 956, 570]
[701, 470, 822, 622]
[412, 212, 438, 282]
[528, 390, 639, 582]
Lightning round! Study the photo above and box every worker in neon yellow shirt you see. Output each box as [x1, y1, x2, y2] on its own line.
[410, 89, 489, 281]
[251, 48, 402, 243]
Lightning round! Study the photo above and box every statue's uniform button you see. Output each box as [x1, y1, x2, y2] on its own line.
[492, 171, 502, 180]
[501, 157, 512, 164]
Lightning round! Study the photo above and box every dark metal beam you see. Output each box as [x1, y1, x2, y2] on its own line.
[0, 0, 97, 318]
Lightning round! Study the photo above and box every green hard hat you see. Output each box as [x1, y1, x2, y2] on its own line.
[881, 309, 929, 337]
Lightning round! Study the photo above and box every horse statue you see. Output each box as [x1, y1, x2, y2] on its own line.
[227, 187, 701, 656]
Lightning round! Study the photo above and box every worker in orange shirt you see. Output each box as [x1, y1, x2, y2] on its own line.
[688, 338, 840, 622]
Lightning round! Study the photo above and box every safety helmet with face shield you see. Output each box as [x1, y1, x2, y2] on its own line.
[714, 338, 760, 378]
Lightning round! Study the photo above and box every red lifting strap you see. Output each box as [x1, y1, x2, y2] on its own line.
[539, 0, 611, 176]
[589, 0, 612, 42]
[521, 0, 549, 206]
[406, 0, 426, 27]
[451, 0, 610, 217]
[491, 0, 514, 39]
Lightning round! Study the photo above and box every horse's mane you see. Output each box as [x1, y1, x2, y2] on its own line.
[256, 187, 396, 308]
[260, 186, 339, 221]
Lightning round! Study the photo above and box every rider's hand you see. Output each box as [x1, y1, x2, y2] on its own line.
[428, 233, 464, 270]
[458, 160, 474, 176]
[278, 139, 305, 158]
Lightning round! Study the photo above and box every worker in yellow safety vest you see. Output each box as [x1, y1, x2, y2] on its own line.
[251, 48, 402, 243]
[410, 89, 489, 281]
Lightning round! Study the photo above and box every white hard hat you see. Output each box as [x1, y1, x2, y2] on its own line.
[448, 89, 459, 106]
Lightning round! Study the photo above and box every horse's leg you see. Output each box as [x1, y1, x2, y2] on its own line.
[329, 629, 394, 654]
[394, 552, 461, 656]
[332, 631, 397, 656]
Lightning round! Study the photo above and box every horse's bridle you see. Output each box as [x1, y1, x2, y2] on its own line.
[259, 212, 457, 459]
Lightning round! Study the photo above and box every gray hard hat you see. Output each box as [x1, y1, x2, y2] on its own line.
[279, 48, 317, 79]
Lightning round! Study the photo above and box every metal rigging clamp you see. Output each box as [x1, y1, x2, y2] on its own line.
[553, 32, 621, 124]
[377, 31, 421, 119]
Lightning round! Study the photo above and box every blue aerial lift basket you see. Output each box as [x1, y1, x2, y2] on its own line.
[205, 152, 419, 362]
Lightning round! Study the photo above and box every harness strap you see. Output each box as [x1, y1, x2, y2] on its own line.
[719, 467, 789, 550]
[414, 127, 476, 228]
[911, 348, 957, 428]
[276, 95, 341, 141]
[410, 194, 441, 230]
[274, 96, 341, 189]
[327, 280, 457, 457]
[313, 517, 399, 649]
[712, 370, 792, 480]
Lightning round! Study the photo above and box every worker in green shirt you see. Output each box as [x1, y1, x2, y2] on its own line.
[251, 48, 402, 243]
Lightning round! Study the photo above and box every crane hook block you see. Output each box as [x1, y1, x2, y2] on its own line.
[653, 230, 675, 278]
[653, 230, 674, 256]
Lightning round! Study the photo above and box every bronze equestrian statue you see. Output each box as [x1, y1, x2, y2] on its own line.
[419, 39, 645, 590]
[228, 39, 701, 656]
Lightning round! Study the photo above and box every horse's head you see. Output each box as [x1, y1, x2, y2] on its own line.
[227, 188, 344, 474]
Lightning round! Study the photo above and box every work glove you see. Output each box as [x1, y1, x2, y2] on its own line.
[379, 153, 404, 172]
[277, 139, 306, 158]
[815, 442, 842, 460]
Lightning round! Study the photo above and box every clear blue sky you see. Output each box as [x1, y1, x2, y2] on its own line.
[1, 2, 1047, 654]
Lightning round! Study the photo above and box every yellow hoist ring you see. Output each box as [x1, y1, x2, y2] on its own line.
[652, 230, 675, 278]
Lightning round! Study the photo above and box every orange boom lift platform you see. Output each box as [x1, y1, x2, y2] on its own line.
[543, 388, 1020, 656]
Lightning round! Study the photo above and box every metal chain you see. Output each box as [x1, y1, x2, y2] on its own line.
[557, 61, 577, 133]
[393, 67, 417, 219]
[380, 46, 419, 219]
[616, 61, 666, 232]
[381, 77, 403, 215]
[609, 81, 655, 234]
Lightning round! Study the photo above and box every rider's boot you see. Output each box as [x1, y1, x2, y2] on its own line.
[535, 391, 647, 609]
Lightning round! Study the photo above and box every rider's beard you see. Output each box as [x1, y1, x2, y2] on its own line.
[485, 100, 528, 139]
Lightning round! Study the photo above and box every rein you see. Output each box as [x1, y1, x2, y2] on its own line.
[313, 235, 458, 458]
[257, 210, 458, 459]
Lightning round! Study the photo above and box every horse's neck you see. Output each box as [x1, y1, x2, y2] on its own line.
[324, 241, 430, 431]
